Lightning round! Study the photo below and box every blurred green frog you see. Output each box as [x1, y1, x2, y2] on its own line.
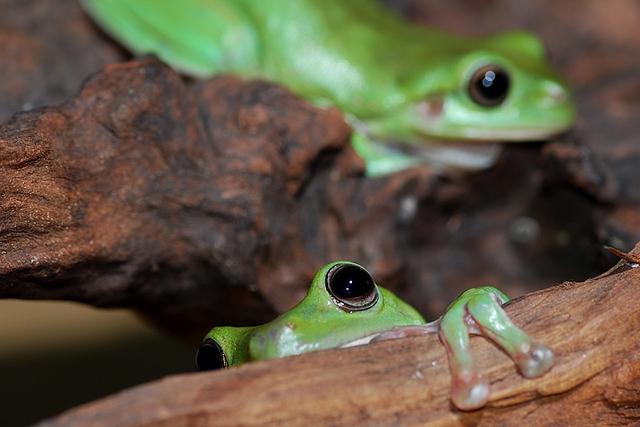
[83, 0, 575, 176]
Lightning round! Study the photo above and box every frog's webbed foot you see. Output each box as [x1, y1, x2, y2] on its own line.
[439, 286, 553, 410]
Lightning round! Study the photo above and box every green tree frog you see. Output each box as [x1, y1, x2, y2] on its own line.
[196, 261, 553, 410]
[82, 0, 575, 176]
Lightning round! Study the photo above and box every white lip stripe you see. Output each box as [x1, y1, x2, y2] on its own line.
[339, 321, 441, 348]
[339, 334, 379, 348]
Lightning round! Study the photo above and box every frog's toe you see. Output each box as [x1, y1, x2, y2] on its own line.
[439, 306, 491, 410]
[514, 342, 554, 378]
[450, 370, 490, 411]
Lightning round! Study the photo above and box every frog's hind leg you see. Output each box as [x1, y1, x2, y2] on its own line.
[464, 287, 553, 379]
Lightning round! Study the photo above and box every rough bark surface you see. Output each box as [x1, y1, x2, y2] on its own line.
[0, 0, 125, 121]
[38, 244, 640, 426]
[0, 58, 357, 330]
[1, 0, 639, 423]
[1, 0, 639, 332]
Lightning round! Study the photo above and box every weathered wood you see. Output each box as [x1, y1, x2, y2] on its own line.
[0, 0, 637, 424]
[0, 58, 351, 333]
[38, 246, 640, 426]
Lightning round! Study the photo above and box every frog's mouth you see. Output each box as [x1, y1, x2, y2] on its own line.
[411, 96, 574, 142]
[435, 125, 570, 141]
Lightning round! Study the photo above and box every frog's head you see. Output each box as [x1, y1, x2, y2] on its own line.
[196, 261, 425, 369]
[366, 31, 575, 145]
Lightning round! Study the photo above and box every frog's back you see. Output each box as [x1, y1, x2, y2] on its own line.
[82, 0, 455, 114]
[82, 0, 261, 76]
[245, 0, 456, 113]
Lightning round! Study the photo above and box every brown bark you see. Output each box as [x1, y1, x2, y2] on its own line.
[0, 0, 124, 122]
[0, 57, 356, 331]
[0, 0, 638, 423]
[37, 246, 640, 426]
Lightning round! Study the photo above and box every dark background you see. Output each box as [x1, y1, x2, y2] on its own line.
[1, 1, 639, 425]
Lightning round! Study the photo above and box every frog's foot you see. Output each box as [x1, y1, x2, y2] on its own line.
[439, 286, 554, 410]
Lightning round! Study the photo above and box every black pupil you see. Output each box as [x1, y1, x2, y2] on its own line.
[472, 67, 509, 106]
[196, 338, 226, 370]
[330, 265, 374, 301]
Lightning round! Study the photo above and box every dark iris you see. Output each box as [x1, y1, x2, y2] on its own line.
[326, 263, 378, 311]
[196, 338, 227, 370]
[468, 65, 510, 107]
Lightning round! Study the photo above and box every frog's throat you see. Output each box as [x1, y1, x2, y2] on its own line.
[391, 139, 503, 172]
[350, 120, 504, 172]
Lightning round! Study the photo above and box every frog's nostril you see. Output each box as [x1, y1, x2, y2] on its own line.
[420, 96, 444, 118]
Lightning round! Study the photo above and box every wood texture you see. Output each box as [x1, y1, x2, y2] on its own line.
[39, 246, 640, 426]
[0, 0, 639, 424]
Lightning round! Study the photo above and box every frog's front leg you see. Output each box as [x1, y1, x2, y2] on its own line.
[350, 131, 422, 177]
[371, 286, 553, 411]
[439, 286, 553, 410]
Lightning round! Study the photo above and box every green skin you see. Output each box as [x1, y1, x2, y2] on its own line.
[200, 261, 554, 411]
[82, 0, 575, 176]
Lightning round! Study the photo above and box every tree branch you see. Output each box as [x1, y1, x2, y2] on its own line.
[1, 56, 625, 337]
[38, 245, 640, 426]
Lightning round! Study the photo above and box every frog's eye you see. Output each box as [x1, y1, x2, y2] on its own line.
[326, 263, 378, 311]
[196, 338, 227, 370]
[468, 65, 510, 107]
